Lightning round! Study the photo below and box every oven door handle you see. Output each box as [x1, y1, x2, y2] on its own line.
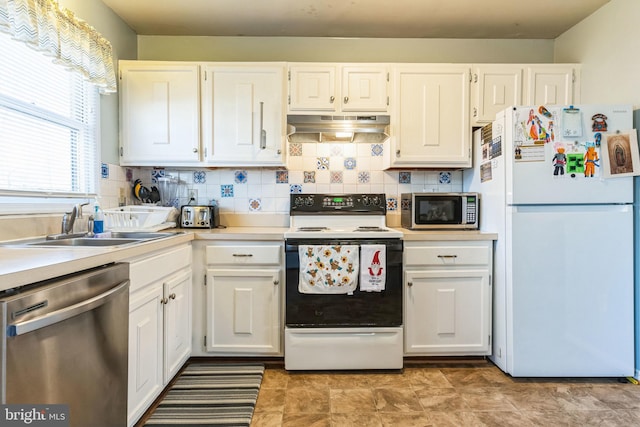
[7, 280, 129, 337]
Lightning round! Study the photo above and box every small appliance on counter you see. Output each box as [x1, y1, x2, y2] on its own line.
[180, 205, 219, 229]
[400, 192, 479, 230]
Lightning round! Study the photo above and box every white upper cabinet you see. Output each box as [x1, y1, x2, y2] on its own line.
[471, 65, 523, 125]
[288, 63, 389, 114]
[201, 63, 286, 166]
[525, 65, 580, 106]
[119, 61, 201, 166]
[388, 64, 471, 168]
[471, 64, 580, 125]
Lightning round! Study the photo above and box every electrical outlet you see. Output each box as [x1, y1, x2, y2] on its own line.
[188, 189, 198, 203]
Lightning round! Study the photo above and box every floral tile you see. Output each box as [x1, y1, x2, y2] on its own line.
[276, 170, 289, 184]
[126, 168, 133, 182]
[386, 197, 398, 211]
[221, 184, 234, 198]
[290, 184, 303, 194]
[304, 171, 316, 183]
[439, 171, 452, 184]
[330, 171, 343, 184]
[194, 171, 206, 184]
[249, 198, 262, 211]
[101, 163, 109, 179]
[344, 157, 357, 170]
[317, 157, 330, 170]
[289, 142, 302, 156]
[235, 170, 248, 184]
[358, 171, 371, 184]
[399, 171, 411, 184]
[371, 144, 384, 156]
[151, 168, 165, 183]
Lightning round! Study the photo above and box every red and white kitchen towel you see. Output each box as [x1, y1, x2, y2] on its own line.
[359, 244, 386, 292]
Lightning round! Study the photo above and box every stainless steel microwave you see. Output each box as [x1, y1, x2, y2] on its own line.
[401, 193, 479, 230]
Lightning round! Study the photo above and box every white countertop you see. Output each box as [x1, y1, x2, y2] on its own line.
[0, 227, 496, 292]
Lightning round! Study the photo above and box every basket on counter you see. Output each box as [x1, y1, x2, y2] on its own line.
[103, 205, 174, 231]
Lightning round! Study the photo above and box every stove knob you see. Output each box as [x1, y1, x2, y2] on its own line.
[372, 196, 381, 206]
[305, 196, 314, 206]
[362, 195, 370, 206]
[293, 196, 304, 207]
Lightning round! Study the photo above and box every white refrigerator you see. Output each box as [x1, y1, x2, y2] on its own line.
[464, 105, 635, 377]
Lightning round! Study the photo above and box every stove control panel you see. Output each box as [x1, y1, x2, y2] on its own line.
[290, 193, 386, 214]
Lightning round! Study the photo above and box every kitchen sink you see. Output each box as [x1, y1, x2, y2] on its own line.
[1, 231, 184, 248]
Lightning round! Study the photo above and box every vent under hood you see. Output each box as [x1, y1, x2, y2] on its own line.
[287, 115, 390, 143]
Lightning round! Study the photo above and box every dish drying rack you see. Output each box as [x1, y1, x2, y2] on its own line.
[103, 205, 176, 231]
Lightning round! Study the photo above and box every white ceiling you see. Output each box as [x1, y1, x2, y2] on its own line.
[101, 0, 609, 39]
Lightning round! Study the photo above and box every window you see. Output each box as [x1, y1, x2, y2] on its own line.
[0, 32, 99, 202]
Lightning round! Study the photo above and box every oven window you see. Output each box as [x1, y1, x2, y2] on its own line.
[416, 196, 462, 224]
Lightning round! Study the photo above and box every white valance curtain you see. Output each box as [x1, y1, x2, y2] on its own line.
[0, 0, 116, 94]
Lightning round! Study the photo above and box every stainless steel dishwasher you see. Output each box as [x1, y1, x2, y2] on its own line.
[0, 263, 129, 427]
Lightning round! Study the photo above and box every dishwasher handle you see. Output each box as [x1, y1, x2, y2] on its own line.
[7, 280, 129, 337]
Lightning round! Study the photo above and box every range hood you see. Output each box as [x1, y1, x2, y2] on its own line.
[287, 115, 390, 143]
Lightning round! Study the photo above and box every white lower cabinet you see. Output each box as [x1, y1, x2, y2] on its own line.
[203, 243, 283, 355]
[404, 240, 492, 356]
[127, 244, 192, 427]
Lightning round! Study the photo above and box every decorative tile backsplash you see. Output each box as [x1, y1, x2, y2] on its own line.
[100, 142, 463, 214]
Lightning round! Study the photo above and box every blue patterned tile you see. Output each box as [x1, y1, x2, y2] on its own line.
[344, 157, 357, 170]
[289, 142, 302, 156]
[221, 184, 234, 198]
[386, 197, 398, 211]
[399, 171, 411, 184]
[357, 171, 371, 184]
[439, 171, 452, 184]
[317, 157, 330, 170]
[304, 171, 316, 183]
[249, 198, 262, 211]
[194, 171, 206, 184]
[371, 144, 384, 156]
[235, 170, 248, 184]
[276, 170, 289, 183]
[101, 163, 109, 179]
[290, 184, 303, 194]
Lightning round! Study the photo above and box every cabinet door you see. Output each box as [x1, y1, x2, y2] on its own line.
[391, 65, 471, 168]
[128, 284, 163, 427]
[341, 66, 389, 112]
[404, 269, 491, 355]
[163, 269, 192, 383]
[472, 65, 522, 124]
[288, 65, 337, 112]
[525, 65, 576, 106]
[119, 63, 200, 165]
[206, 268, 281, 354]
[202, 65, 286, 166]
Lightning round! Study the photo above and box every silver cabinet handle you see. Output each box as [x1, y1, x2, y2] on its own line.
[344, 96, 349, 104]
[169, 293, 176, 300]
[8, 281, 129, 336]
[160, 297, 168, 305]
[329, 95, 335, 103]
[232, 253, 254, 257]
[396, 149, 400, 157]
[260, 101, 267, 150]
[192, 148, 198, 153]
[437, 255, 458, 259]
[273, 280, 279, 285]
[407, 282, 413, 287]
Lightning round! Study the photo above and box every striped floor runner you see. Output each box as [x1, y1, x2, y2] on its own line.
[144, 362, 264, 426]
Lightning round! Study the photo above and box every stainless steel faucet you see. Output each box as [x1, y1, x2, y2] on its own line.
[61, 202, 89, 234]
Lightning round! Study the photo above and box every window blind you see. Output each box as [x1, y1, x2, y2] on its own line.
[0, 31, 98, 197]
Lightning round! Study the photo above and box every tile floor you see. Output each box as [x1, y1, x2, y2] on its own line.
[251, 359, 640, 427]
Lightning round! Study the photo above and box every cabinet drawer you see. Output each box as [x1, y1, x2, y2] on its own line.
[405, 245, 489, 266]
[129, 244, 192, 292]
[206, 245, 281, 265]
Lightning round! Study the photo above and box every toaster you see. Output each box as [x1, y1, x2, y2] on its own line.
[180, 205, 219, 228]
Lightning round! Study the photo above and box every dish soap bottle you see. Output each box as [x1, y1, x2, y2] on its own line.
[93, 202, 104, 234]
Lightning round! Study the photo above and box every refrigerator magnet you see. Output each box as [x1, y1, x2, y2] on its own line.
[562, 107, 583, 138]
[552, 144, 567, 177]
[591, 114, 608, 132]
[601, 131, 640, 178]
